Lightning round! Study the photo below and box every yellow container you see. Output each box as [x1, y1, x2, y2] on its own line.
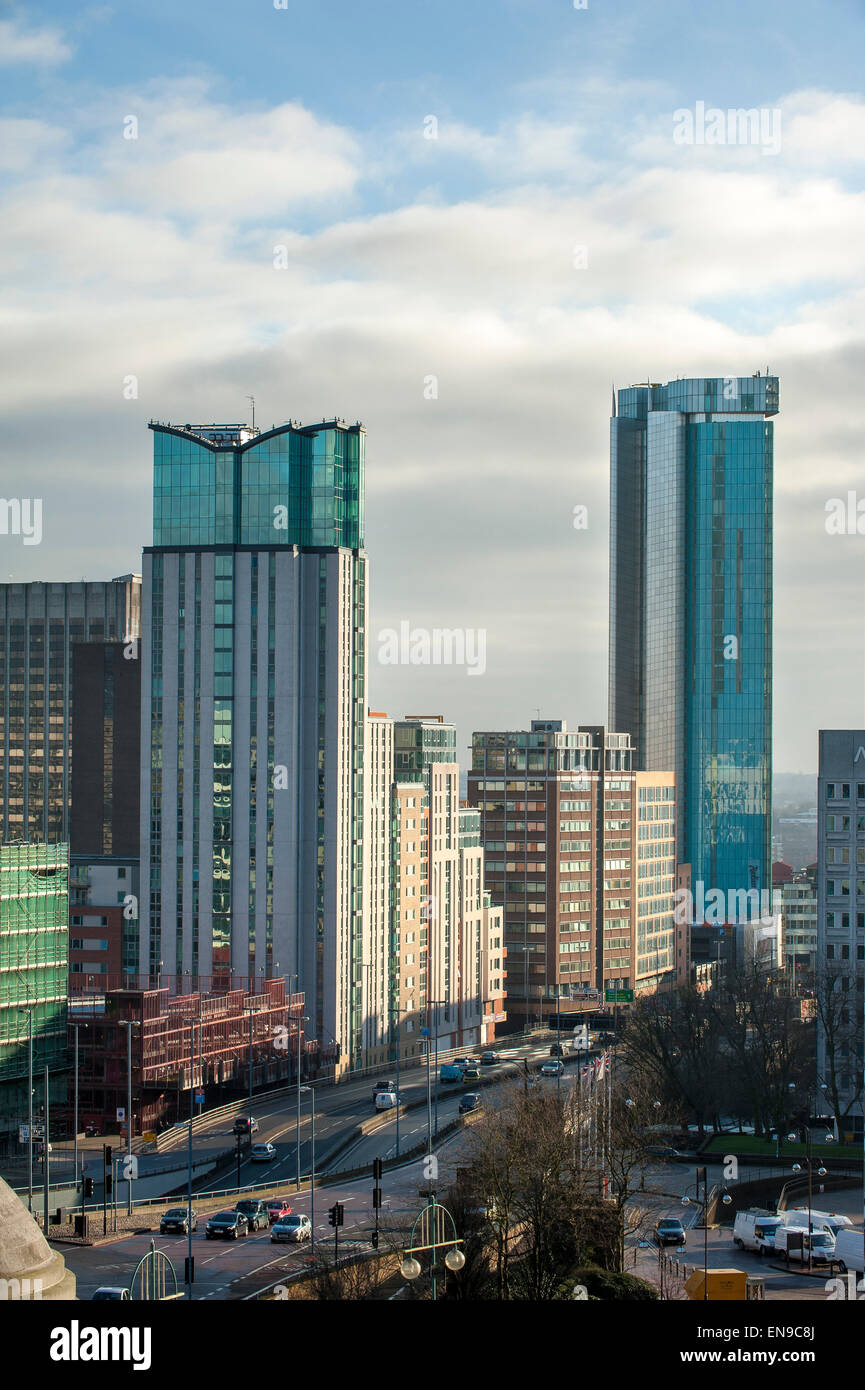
[684, 1267, 749, 1301]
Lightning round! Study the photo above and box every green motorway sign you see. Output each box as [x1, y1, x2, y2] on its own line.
[604, 989, 634, 1003]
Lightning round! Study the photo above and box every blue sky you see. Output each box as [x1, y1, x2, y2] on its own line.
[2, 0, 865, 774]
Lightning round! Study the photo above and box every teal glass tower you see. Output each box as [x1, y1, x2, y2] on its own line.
[608, 375, 777, 905]
[141, 417, 367, 1065]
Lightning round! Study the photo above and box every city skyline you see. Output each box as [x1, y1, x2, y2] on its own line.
[2, 3, 865, 774]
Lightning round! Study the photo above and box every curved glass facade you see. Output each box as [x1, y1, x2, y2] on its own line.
[152, 421, 364, 550]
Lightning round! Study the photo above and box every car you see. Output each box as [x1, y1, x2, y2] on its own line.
[373, 1079, 396, 1099]
[206, 1210, 249, 1240]
[84, 1123, 102, 1137]
[374, 1090, 398, 1111]
[232, 1115, 259, 1136]
[91, 1287, 131, 1300]
[271, 1213, 312, 1243]
[480, 1051, 501, 1066]
[549, 1043, 565, 1058]
[266, 1198, 293, 1224]
[250, 1142, 276, 1163]
[459, 1092, 482, 1114]
[461, 1064, 481, 1080]
[160, 1206, 198, 1234]
[452, 1057, 471, 1069]
[654, 1218, 687, 1247]
[540, 1059, 564, 1076]
[440, 1064, 464, 1082]
[234, 1199, 269, 1231]
[645, 1145, 680, 1159]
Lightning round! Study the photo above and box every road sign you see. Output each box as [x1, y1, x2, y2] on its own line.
[604, 989, 634, 1003]
[116, 1107, 126, 1122]
[194, 1091, 205, 1104]
[19, 1124, 44, 1142]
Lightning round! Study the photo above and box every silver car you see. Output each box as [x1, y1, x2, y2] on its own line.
[271, 1214, 312, 1243]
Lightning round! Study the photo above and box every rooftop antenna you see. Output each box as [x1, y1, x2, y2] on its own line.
[246, 395, 255, 430]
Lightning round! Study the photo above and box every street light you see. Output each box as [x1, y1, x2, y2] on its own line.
[70, 1020, 89, 1199]
[17, 1005, 34, 1212]
[300, 1085, 316, 1252]
[184, 1017, 197, 1301]
[787, 1080, 833, 1271]
[119, 1019, 140, 1215]
[296, 1015, 309, 1191]
[400, 1198, 464, 1300]
[682, 1165, 710, 1301]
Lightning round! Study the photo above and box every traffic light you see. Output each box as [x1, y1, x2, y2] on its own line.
[83, 1177, 94, 1198]
[372, 1158, 383, 1181]
[370, 1230, 379, 1249]
[105, 1172, 113, 1196]
[372, 1188, 382, 1209]
[103, 1144, 113, 1168]
[328, 1203, 344, 1228]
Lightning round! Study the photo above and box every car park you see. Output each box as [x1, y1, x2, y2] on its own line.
[266, 1198, 293, 1224]
[250, 1142, 276, 1163]
[206, 1210, 249, 1240]
[654, 1218, 686, 1247]
[160, 1206, 198, 1235]
[234, 1199, 269, 1231]
[232, 1115, 259, 1136]
[459, 1092, 482, 1114]
[271, 1213, 312, 1243]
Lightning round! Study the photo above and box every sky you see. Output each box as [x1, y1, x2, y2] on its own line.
[1, 0, 864, 774]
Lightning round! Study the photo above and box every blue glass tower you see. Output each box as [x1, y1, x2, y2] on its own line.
[608, 375, 777, 903]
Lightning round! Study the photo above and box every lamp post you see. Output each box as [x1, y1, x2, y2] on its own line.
[119, 1019, 139, 1215]
[300, 1085, 316, 1252]
[245, 1009, 254, 1116]
[18, 1006, 34, 1212]
[682, 1166, 710, 1300]
[400, 1198, 464, 1302]
[185, 1017, 196, 1301]
[70, 1020, 87, 1199]
[787, 1079, 833, 1271]
[296, 1014, 309, 1191]
[389, 1005, 401, 1158]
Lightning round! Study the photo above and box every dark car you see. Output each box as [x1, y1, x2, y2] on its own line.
[480, 1051, 501, 1066]
[549, 1044, 565, 1058]
[206, 1210, 249, 1240]
[654, 1218, 686, 1247]
[459, 1093, 482, 1114]
[160, 1206, 197, 1234]
[234, 1199, 269, 1231]
[232, 1115, 259, 1136]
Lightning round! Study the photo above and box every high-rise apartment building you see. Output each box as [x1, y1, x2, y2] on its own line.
[362, 712, 393, 1065]
[468, 719, 676, 1028]
[816, 731, 865, 1137]
[0, 843, 69, 1149]
[140, 417, 367, 1068]
[0, 578, 141, 843]
[609, 375, 777, 903]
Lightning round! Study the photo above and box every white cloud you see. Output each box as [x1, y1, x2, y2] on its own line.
[0, 17, 71, 65]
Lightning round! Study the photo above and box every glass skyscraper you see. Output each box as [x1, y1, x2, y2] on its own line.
[140, 418, 367, 1064]
[609, 375, 777, 904]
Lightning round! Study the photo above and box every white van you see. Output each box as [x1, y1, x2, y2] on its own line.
[832, 1229, 865, 1275]
[774, 1224, 835, 1266]
[786, 1207, 854, 1238]
[374, 1090, 397, 1111]
[732, 1210, 783, 1255]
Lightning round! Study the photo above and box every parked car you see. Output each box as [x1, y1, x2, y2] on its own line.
[206, 1210, 249, 1240]
[91, 1287, 131, 1300]
[266, 1198, 293, 1224]
[250, 1142, 276, 1163]
[160, 1206, 198, 1235]
[459, 1092, 482, 1114]
[732, 1210, 783, 1255]
[232, 1115, 259, 1136]
[461, 1064, 481, 1080]
[775, 1225, 835, 1265]
[271, 1213, 312, 1243]
[234, 1199, 269, 1231]
[654, 1218, 687, 1247]
[540, 1059, 564, 1076]
[833, 1229, 865, 1276]
[84, 1123, 102, 1137]
[480, 1051, 501, 1066]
